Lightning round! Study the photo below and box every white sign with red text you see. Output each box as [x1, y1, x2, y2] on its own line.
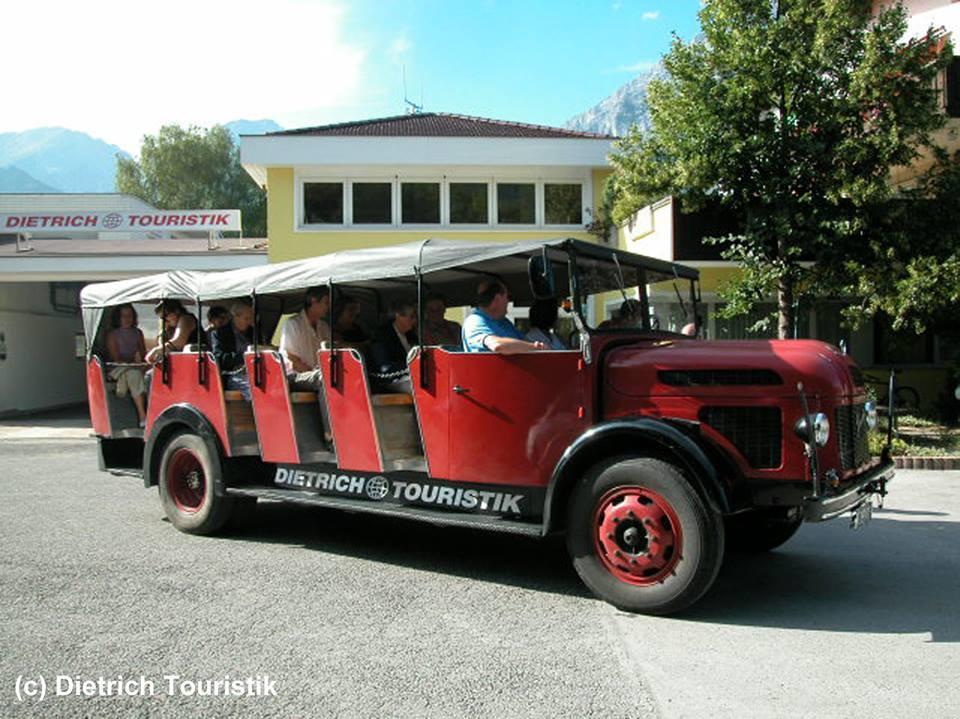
[1, 210, 241, 234]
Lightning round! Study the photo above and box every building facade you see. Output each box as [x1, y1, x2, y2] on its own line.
[0, 193, 266, 415]
[240, 113, 615, 265]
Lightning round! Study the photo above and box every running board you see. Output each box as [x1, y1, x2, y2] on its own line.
[225, 486, 544, 537]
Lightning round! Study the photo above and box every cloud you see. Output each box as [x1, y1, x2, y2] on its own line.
[0, 0, 366, 153]
[612, 60, 659, 74]
[389, 34, 413, 65]
[642, 10, 660, 20]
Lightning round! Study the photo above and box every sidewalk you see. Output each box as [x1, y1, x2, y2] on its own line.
[0, 404, 93, 440]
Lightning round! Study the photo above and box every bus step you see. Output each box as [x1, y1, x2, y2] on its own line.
[224, 486, 544, 537]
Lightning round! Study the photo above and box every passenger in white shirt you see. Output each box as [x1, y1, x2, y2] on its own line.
[280, 285, 332, 390]
[525, 298, 567, 350]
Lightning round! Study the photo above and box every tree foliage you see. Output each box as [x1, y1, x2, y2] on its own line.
[609, 0, 952, 338]
[116, 125, 266, 237]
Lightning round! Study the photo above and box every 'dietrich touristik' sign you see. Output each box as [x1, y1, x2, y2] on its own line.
[1, 210, 241, 233]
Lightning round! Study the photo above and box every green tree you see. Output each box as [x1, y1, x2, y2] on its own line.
[609, 0, 951, 338]
[116, 124, 266, 237]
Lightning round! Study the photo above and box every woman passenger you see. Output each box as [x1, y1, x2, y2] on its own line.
[106, 304, 148, 426]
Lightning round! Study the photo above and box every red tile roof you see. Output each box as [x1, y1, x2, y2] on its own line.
[264, 112, 616, 139]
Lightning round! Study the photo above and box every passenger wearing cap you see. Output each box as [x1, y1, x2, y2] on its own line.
[462, 280, 545, 353]
[145, 299, 199, 364]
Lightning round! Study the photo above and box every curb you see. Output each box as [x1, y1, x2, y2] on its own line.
[894, 456, 960, 470]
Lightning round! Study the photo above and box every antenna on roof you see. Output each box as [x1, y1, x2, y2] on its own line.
[402, 65, 423, 114]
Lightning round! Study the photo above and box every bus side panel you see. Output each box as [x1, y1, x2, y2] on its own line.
[87, 357, 112, 437]
[319, 350, 383, 472]
[146, 353, 232, 455]
[320, 349, 383, 472]
[447, 352, 585, 487]
[246, 351, 300, 463]
[409, 349, 451, 478]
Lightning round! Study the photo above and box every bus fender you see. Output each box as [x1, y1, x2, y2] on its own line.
[543, 418, 731, 534]
[143, 403, 227, 495]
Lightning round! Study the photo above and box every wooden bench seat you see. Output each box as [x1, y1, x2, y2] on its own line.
[290, 391, 318, 404]
[223, 390, 245, 401]
[371, 393, 414, 407]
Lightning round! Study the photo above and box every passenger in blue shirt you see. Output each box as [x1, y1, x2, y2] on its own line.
[462, 280, 546, 353]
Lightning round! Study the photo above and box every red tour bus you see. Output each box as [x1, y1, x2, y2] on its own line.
[81, 238, 894, 614]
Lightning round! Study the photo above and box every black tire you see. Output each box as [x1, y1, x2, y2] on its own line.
[566, 456, 725, 615]
[724, 509, 803, 553]
[158, 432, 234, 535]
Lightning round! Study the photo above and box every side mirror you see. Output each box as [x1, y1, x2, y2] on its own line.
[528, 253, 556, 300]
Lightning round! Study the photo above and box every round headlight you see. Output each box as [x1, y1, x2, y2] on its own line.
[794, 412, 830, 446]
[812, 412, 830, 447]
[864, 401, 878, 430]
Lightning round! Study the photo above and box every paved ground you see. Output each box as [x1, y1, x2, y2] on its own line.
[0, 434, 958, 718]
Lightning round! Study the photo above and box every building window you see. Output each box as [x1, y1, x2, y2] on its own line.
[945, 56, 960, 119]
[497, 183, 535, 224]
[449, 182, 488, 224]
[352, 182, 392, 224]
[544, 183, 582, 225]
[401, 182, 440, 224]
[303, 182, 343, 224]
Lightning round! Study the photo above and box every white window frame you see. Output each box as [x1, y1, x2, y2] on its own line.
[294, 170, 591, 232]
[299, 179, 346, 228]
[349, 178, 395, 228]
[446, 177, 493, 228]
[494, 180, 538, 228]
[399, 178, 443, 228]
[543, 180, 586, 229]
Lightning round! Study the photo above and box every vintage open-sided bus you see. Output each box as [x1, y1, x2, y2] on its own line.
[81, 238, 894, 614]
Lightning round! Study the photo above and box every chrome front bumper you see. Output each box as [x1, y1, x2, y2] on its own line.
[803, 459, 895, 522]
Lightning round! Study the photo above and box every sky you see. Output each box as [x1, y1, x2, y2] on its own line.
[1, 0, 702, 154]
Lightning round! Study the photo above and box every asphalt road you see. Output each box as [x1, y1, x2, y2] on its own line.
[1, 438, 958, 718]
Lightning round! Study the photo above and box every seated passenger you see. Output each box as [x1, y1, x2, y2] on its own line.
[462, 280, 545, 353]
[205, 305, 230, 346]
[334, 295, 369, 345]
[211, 301, 255, 400]
[525, 299, 567, 350]
[145, 299, 199, 364]
[422, 292, 462, 347]
[279, 285, 332, 391]
[106, 303, 148, 426]
[598, 298, 643, 330]
[369, 300, 418, 392]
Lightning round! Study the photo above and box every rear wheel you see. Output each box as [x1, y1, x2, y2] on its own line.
[724, 508, 802, 553]
[567, 456, 724, 615]
[158, 432, 234, 535]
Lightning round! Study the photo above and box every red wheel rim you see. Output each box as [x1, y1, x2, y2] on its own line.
[593, 486, 683, 586]
[166, 448, 206, 513]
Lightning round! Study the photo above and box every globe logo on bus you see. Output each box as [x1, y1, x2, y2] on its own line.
[102, 213, 123, 229]
[365, 476, 390, 501]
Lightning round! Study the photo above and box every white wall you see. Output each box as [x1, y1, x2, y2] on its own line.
[0, 283, 86, 415]
[621, 197, 675, 261]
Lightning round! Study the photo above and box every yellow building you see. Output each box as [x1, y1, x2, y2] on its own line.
[239, 112, 614, 267]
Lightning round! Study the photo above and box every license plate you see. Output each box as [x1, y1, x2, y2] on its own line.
[850, 500, 873, 529]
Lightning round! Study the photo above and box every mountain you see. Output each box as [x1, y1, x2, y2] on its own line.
[565, 63, 665, 138]
[0, 166, 59, 193]
[0, 128, 127, 193]
[224, 119, 283, 140]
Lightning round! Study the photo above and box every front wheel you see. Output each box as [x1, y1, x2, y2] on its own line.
[567, 456, 724, 615]
[158, 432, 234, 535]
